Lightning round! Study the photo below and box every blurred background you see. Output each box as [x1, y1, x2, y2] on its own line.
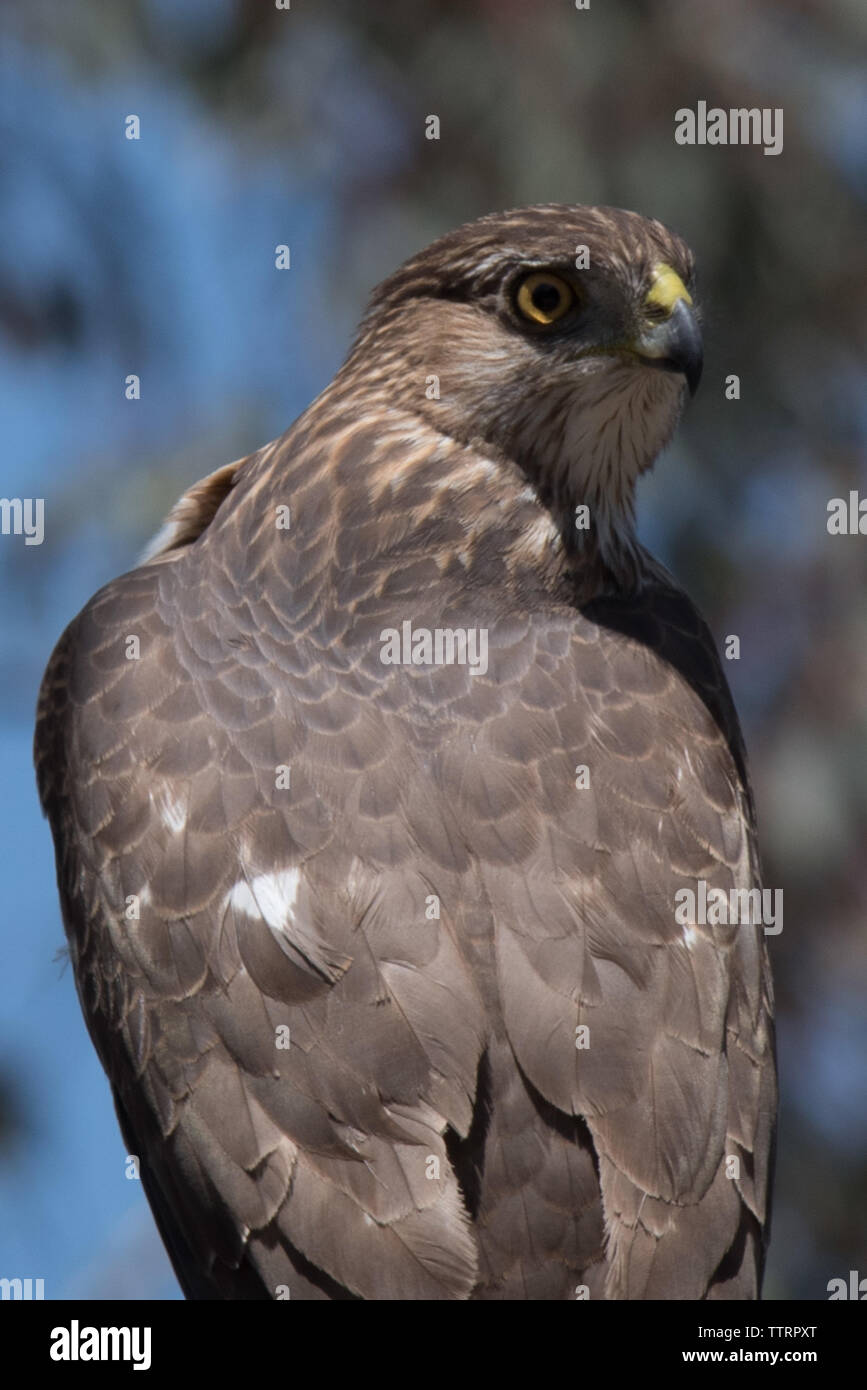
[1, 0, 865, 1300]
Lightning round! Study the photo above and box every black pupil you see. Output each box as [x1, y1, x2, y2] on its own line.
[531, 281, 563, 314]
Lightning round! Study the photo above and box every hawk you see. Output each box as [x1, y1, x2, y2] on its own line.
[35, 204, 776, 1300]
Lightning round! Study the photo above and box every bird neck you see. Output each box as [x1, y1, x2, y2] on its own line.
[240, 383, 650, 610]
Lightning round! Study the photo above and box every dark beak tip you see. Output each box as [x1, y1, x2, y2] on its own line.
[634, 296, 703, 399]
[633, 296, 700, 397]
[668, 297, 703, 398]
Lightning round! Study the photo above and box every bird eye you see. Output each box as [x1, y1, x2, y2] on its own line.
[515, 271, 575, 325]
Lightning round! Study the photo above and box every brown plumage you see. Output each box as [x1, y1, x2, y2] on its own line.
[35, 204, 776, 1299]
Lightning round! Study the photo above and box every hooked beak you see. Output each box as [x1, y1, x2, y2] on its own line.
[632, 265, 703, 396]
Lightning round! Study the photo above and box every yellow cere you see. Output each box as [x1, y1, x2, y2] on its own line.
[645, 264, 692, 315]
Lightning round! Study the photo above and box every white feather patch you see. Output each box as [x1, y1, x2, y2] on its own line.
[225, 868, 351, 984]
[151, 787, 187, 834]
[227, 868, 301, 932]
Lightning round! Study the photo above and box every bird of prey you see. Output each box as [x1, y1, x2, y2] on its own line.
[36, 204, 776, 1300]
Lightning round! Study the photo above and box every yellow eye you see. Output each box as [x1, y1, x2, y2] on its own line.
[515, 271, 575, 325]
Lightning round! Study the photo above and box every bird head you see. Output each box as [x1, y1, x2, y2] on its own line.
[345, 204, 701, 582]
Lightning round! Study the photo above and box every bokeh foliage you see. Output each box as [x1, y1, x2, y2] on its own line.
[2, 0, 865, 1298]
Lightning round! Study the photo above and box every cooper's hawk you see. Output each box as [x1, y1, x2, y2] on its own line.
[35, 204, 776, 1300]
